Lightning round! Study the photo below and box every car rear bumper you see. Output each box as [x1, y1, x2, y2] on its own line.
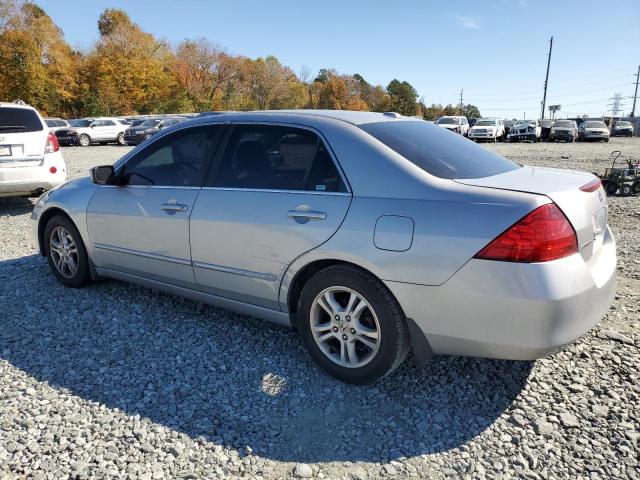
[0, 152, 67, 197]
[386, 226, 617, 360]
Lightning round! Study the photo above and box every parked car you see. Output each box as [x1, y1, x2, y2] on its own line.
[507, 119, 542, 142]
[0, 102, 66, 198]
[44, 118, 70, 133]
[549, 120, 579, 142]
[123, 117, 185, 145]
[540, 119, 554, 142]
[578, 120, 610, 142]
[502, 120, 516, 139]
[467, 118, 505, 142]
[55, 117, 128, 147]
[32, 111, 616, 384]
[612, 121, 634, 137]
[435, 116, 469, 136]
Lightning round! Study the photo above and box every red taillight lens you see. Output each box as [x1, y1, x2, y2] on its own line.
[579, 178, 601, 192]
[49, 166, 57, 174]
[45, 130, 59, 153]
[474, 204, 578, 263]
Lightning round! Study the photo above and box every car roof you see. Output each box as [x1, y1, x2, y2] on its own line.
[184, 110, 421, 127]
[0, 102, 37, 111]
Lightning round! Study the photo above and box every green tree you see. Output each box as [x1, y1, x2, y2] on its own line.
[463, 104, 481, 119]
[386, 79, 418, 116]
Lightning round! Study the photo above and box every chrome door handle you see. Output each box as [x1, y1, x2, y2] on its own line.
[161, 203, 188, 213]
[287, 210, 327, 221]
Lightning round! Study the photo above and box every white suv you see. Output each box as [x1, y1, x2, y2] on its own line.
[0, 102, 67, 198]
[435, 116, 469, 136]
[468, 118, 505, 142]
[55, 117, 128, 147]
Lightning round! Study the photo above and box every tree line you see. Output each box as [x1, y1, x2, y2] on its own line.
[0, 2, 481, 120]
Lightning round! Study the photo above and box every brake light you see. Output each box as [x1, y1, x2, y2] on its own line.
[49, 166, 57, 174]
[44, 130, 59, 153]
[474, 204, 578, 263]
[579, 178, 601, 192]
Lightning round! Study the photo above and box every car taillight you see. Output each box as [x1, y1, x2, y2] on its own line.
[474, 204, 578, 263]
[45, 130, 59, 153]
[579, 178, 601, 192]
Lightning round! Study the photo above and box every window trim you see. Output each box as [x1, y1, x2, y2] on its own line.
[203, 121, 352, 195]
[115, 124, 226, 188]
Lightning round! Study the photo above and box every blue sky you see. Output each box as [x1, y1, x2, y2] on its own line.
[37, 0, 640, 118]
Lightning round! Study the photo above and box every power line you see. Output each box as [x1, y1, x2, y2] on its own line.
[467, 82, 633, 103]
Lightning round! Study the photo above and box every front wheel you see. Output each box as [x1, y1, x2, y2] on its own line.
[44, 215, 91, 288]
[117, 132, 126, 145]
[297, 265, 410, 384]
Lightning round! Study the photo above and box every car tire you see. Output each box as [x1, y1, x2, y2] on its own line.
[297, 264, 410, 384]
[632, 182, 640, 194]
[44, 215, 91, 288]
[604, 181, 618, 195]
[621, 184, 632, 196]
[604, 138, 609, 143]
[78, 134, 91, 147]
[117, 133, 126, 146]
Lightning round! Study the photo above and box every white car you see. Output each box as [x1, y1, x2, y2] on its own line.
[468, 118, 505, 142]
[0, 102, 67, 198]
[55, 117, 128, 147]
[435, 116, 469, 136]
[507, 119, 542, 142]
[578, 121, 610, 142]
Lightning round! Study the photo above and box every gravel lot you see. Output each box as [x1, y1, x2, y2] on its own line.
[1, 138, 639, 479]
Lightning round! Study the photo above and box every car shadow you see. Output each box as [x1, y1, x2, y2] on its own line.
[0, 197, 35, 217]
[0, 254, 533, 463]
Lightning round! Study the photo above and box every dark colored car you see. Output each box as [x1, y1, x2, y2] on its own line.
[55, 119, 93, 146]
[122, 118, 185, 146]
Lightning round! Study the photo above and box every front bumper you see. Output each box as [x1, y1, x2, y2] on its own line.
[508, 133, 537, 141]
[386, 226, 617, 360]
[613, 129, 633, 136]
[582, 133, 610, 141]
[550, 132, 576, 141]
[468, 132, 496, 140]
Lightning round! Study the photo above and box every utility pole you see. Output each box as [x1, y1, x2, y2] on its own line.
[459, 89, 464, 115]
[631, 64, 639, 117]
[540, 36, 553, 119]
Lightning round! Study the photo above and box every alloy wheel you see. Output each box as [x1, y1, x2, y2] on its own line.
[310, 286, 381, 368]
[49, 226, 79, 279]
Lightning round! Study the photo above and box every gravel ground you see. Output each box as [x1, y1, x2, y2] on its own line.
[0, 138, 638, 479]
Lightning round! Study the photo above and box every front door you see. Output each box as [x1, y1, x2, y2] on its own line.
[190, 123, 352, 310]
[87, 124, 223, 288]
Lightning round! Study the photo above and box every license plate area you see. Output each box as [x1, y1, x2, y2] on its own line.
[0, 145, 11, 156]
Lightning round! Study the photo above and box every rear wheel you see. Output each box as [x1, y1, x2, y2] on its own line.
[78, 134, 91, 147]
[44, 215, 91, 288]
[632, 182, 640, 194]
[621, 184, 632, 196]
[117, 132, 125, 145]
[297, 265, 410, 384]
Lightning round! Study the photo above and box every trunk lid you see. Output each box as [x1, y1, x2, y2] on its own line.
[456, 166, 608, 257]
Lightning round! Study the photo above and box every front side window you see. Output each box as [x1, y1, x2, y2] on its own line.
[122, 125, 222, 187]
[212, 124, 346, 192]
[360, 120, 520, 180]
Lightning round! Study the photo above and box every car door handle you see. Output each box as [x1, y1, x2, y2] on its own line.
[161, 203, 188, 213]
[287, 210, 327, 221]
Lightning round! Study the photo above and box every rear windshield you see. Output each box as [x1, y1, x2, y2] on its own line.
[0, 107, 43, 132]
[360, 121, 520, 179]
[437, 117, 458, 125]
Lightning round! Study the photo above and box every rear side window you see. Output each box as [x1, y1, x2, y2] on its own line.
[0, 107, 43, 133]
[360, 121, 520, 179]
[212, 124, 346, 192]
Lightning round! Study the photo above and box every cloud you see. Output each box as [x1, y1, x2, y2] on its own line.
[454, 15, 480, 29]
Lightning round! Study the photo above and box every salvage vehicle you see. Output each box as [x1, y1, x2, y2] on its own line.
[0, 102, 66, 198]
[612, 120, 634, 137]
[579, 120, 610, 142]
[598, 151, 640, 196]
[32, 110, 617, 384]
[468, 118, 505, 142]
[435, 116, 469, 136]
[55, 117, 128, 147]
[507, 119, 542, 142]
[549, 120, 579, 142]
[123, 117, 185, 145]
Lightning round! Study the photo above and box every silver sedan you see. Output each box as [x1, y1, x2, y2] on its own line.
[32, 110, 617, 384]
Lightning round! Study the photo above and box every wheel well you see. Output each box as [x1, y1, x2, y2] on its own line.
[37, 207, 72, 256]
[287, 259, 400, 320]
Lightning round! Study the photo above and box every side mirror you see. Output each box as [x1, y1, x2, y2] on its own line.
[91, 165, 115, 185]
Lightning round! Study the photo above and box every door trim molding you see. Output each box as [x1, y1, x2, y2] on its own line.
[193, 260, 277, 281]
[93, 242, 191, 266]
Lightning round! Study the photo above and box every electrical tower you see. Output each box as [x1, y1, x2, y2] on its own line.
[608, 92, 625, 117]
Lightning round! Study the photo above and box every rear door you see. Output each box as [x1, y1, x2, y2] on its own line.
[190, 123, 352, 310]
[87, 125, 223, 288]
